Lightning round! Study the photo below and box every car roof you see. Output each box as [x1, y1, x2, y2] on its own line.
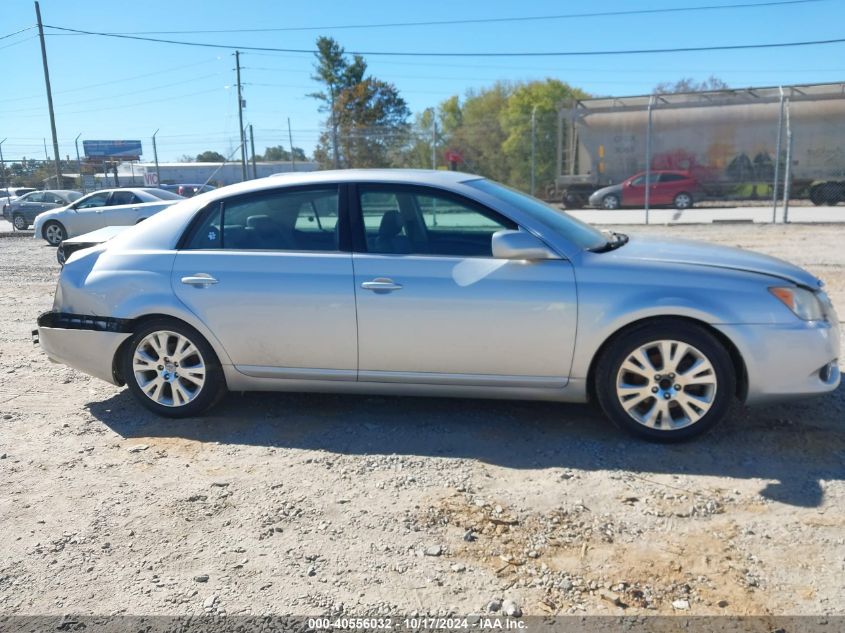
[206, 169, 481, 199]
[270, 168, 477, 185]
[82, 188, 155, 194]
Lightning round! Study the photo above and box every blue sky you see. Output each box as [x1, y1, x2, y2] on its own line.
[1, 0, 843, 162]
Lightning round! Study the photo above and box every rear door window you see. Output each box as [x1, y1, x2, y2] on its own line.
[183, 187, 340, 252]
[110, 191, 142, 206]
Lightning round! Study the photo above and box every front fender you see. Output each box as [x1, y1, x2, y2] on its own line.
[568, 257, 795, 379]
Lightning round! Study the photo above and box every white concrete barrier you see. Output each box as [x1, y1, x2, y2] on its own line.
[568, 206, 845, 225]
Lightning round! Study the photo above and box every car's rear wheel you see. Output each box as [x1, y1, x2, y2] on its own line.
[602, 194, 620, 210]
[42, 221, 66, 246]
[122, 319, 225, 417]
[12, 214, 28, 230]
[673, 192, 693, 210]
[594, 321, 735, 441]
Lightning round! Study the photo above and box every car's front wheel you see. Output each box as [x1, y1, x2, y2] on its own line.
[601, 194, 620, 210]
[42, 221, 66, 246]
[12, 215, 28, 230]
[594, 321, 736, 441]
[122, 319, 226, 417]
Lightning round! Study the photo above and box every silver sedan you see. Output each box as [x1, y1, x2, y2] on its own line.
[34, 170, 840, 441]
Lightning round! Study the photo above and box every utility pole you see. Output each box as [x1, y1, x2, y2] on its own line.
[530, 105, 537, 196]
[151, 128, 161, 187]
[35, 1, 62, 189]
[330, 86, 339, 169]
[432, 119, 437, 170]
[74, 134, 85, 193]
[287, 117, 296, 172]
[235, 50, 247, 181]
[644, 95, 655, 225]
[771, 86, 785, 223]
[248, 124, 257, 179]
[783, 97, 793, 224]
[0, 139, 7, 191]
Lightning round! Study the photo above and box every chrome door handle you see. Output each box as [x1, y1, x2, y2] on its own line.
[181, 274, 218, 287]
[361, 277, 402, 292]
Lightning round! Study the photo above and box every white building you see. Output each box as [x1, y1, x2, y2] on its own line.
[95, 160, 319, 188]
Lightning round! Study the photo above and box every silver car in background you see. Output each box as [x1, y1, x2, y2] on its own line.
[32, 187, 184, 245]
[34, 170, 840, 441]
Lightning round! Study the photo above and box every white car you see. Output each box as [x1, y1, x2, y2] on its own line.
[33, 187, 184, 245]
[1, 186, 37, 215]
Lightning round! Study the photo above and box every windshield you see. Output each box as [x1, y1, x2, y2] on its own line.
[466, 179, 607, 250]
[67, 192, 83, 202]
[142, 188, 184, 200]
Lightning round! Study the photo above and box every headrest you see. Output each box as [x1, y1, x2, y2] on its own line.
[378, 210, 403, 237]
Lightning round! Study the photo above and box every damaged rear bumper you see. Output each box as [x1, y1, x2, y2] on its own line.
[34, 312, 132, 385]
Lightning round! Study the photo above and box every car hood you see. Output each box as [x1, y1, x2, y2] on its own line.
[605, 234, 822, 288]
[591, 184, 623, 199]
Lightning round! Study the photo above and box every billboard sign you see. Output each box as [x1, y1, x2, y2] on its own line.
[83, 140, 143, 161]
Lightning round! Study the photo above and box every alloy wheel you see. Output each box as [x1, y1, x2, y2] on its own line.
[602, 195, 620, 210]
[13, 216, 27, 230]
[44, 223, 64, 245]
[132, 330, 207, 407]
[615, 339, 717, 430]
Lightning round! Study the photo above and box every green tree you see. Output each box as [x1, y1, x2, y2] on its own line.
[398, 98, 463, 170]
[444, 82, 513, 182]
[310, 37, 367, 168]
[653, 76, 729, 94]
[500, 79, 588, 193]
[195, 150, 226, 162]
[258, 145, 308, 162]
[309, 37, 409, 168]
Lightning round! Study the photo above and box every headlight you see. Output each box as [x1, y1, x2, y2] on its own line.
[769, 286, 825, 321]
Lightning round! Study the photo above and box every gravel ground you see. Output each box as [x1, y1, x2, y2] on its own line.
[0, 225, 843, 618]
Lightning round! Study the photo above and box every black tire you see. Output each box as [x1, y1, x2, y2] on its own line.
[121, 318, 226, 418]
[12, 214, 28, 230]
[601, 194, 620, 210]
[594, 320, 736, 442]
[563, 192, 584, 209]
[56, 245, 66, 266]
[42, 221, 66, 246]
[673, 192, 694, 210]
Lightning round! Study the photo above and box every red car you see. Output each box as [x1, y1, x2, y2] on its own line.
[589, 170, 701, 210]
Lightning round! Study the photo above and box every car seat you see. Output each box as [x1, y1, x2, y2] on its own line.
[375, 210, 410, 254]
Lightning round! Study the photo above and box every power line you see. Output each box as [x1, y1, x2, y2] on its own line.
[43, 24, 845, 57]
[0, 26, 35, 40]
[41, 0, 824, 34]
[0, 73, 222, 114]
[0, 57, 220, 105]
[10, 87, 224, 120]
[0, 34, 37, 51]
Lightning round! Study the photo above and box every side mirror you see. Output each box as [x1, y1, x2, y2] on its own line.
[492, 230, 559, 261]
